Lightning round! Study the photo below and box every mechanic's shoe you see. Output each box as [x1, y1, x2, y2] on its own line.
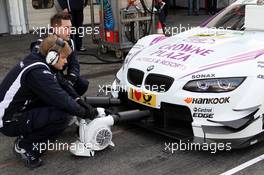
[13, 138, 42, 169]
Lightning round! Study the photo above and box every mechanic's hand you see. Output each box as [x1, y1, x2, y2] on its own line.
[65, 74, 78, 86]
[76, 98, 98, 120]
[96, 107, 106, 117]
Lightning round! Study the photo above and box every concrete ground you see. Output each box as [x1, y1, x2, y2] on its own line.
[1, 9, 264, 175]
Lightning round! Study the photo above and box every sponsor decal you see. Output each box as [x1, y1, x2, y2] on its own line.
[192, 74, 215, 79]
[180, 49, 264, 79]
[257, 61, 264, 69]
[184, 97, 230, 104]
[193, 113, 214, 118]
[193, 107, 214, 118]
[184, 98, 193, 104]
[150, 36, 167, 46]
[193, 107, 212, 113]
[257, 74, 264, 79]
[258, 64, 264, 69]
[149, 43, 215, 62]
[128, 88, 156, 107]
[136, 57, 187, 70]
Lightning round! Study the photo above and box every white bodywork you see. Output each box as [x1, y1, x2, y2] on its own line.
[112, 0, 264, 147]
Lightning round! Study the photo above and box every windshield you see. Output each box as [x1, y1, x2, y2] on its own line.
[207, 5, 246, 31]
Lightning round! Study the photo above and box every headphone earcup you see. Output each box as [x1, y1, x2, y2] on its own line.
[46, 50, 59, 65]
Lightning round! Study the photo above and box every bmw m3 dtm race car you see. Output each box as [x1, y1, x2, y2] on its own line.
[108, 0, 264, 149]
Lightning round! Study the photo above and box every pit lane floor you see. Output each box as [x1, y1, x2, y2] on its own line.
[1, 9, 264, 175]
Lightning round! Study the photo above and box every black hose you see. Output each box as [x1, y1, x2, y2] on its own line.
[140, 0, 156, 14]
[85, 96, 121, 107]
[113, 110, 151, 124]
[124, 22, 138, 43]
[146, 0, 155, 35]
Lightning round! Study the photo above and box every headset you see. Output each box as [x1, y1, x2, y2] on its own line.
[45, 37, 65, 65]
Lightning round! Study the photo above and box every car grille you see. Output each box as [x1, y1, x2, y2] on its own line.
[144, 74, 174, 92]
[127, 68, 144, 87]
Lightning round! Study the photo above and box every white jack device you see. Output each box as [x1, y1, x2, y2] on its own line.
[70, 108, 115, 157]
[70, 108, 150, 157]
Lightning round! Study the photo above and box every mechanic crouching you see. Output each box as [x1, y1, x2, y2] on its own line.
[0, 35, 98, 169]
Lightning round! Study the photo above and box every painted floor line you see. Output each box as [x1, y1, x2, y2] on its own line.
[220, 154, 264, 175]
[0, 160, 19, 169]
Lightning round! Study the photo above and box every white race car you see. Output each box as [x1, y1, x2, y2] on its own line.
[111, 0, 264, 148]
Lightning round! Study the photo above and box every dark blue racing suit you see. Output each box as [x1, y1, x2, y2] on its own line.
[0, 52, 94, 156]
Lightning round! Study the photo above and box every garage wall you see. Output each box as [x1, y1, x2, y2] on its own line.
[26, 0, 56, 30]
[84, 4, 100, 25]
[0, 0, 9, 34]
[6, 0, 28, 34]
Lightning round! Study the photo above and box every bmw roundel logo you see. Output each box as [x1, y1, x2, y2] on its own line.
[147, 65, 154, 71]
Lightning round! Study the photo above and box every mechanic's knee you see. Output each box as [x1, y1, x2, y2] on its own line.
[58, 113, 72, 126]
[1, 123, 20, 137]
[1, 113, 32, 137]
[48, 108, 72, 126]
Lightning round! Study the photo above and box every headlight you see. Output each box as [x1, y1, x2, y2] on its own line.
[183, 77, 246, 93]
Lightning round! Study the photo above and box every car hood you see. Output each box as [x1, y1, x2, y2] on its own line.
[127, 28, 264, 79]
